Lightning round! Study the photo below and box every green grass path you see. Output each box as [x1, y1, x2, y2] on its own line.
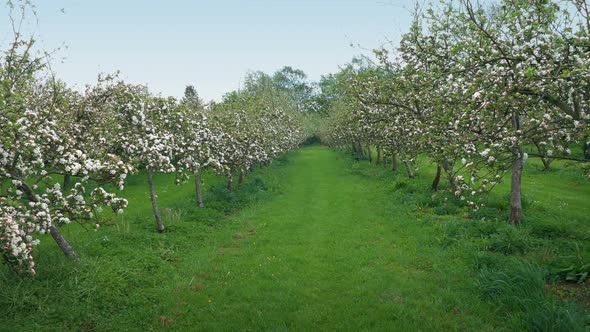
[164, 146, 502, 331]
[3, 146, 528, 331]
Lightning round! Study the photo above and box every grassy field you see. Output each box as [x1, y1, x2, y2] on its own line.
[1, 146, 589, 331]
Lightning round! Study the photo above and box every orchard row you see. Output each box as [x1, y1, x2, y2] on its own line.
[318, 0, 590, 224]
[0, 40, 307, 275]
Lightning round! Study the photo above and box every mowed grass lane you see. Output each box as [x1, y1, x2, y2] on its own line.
[165, 146, 504, 331]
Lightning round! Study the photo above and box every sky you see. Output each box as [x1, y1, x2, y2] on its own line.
[1, 0, 415, 101]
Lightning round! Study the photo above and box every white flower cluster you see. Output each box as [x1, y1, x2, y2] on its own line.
[1, 207, 40, 275]
[211, 108, 304, 179]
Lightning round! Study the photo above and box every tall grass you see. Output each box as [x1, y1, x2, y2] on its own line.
[476, 260, 588, 331]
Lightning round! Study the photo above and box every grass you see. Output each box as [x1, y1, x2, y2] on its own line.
[1, 146, 589, 331]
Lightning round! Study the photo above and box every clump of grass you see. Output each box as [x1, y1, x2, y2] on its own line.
[486, 226, 532, 256]
[476, 260, 588, 331]
[441, 219, 501, 248]
[393, 181, 409, 191]
[433, 203, 459, 216]
[470, 251, 514, 270]
[206, 176, 270, 213]
[440, 217, 533, 255]
[162, 208, 183, 225]
[529, 221, 577, 240]
[524, 299, 589, 332]
[471, 206, 508, 221]
[548, 243, 590, 285]
[476, 261, 545, 308]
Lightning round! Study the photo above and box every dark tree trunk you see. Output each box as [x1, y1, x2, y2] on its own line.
[195, 170, 204, 208]
[376, 146, 381, 165]
[355, 142, 363, 160]
[147, 169, 165, 233]
[383, 153, 388, 168]
[239, 170, 244, 184]
[432, 163, 442, 191]
[509, 147, 524, 225]
[227, 174, 233, 192]
[392, 152, 399, 171]
[367, 146, 373, 163]
[49, 225, 78, 261]
[63, 174, 71, 190]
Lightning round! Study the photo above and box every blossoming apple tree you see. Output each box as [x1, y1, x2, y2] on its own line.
[0, 39, 130, 275]
[321, 0, 589, 224]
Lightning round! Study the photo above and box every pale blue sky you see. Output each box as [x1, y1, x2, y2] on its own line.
[1, 0, 415, 101]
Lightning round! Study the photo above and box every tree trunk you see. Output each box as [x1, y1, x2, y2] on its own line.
[509, 112, 524, 225]
[376, 146, 381, 165]
[403, 161, 414, 178]
[49, 225, 78, 261]
[355, 142, 363, 160]
[509, 147, 524, 225]
[432, 163, 442, 191]
[443, 160, 458, 193]
[383, 154, 388, 168]
[63, 174, 71, 190]
[367, 146, 373, 163]
[392, 153, 399, 171]
[147, 169, 165, 233]
[19, 182, 78, 261]
[401, 154, 414, 179]
[227, 174, 233, 192]
[195, 170, 204, 208]
[535, 142, 553, 170]
[540, 157, 552, 170]
[239, 170, 244, 184]
[358, 143, 365, 157]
